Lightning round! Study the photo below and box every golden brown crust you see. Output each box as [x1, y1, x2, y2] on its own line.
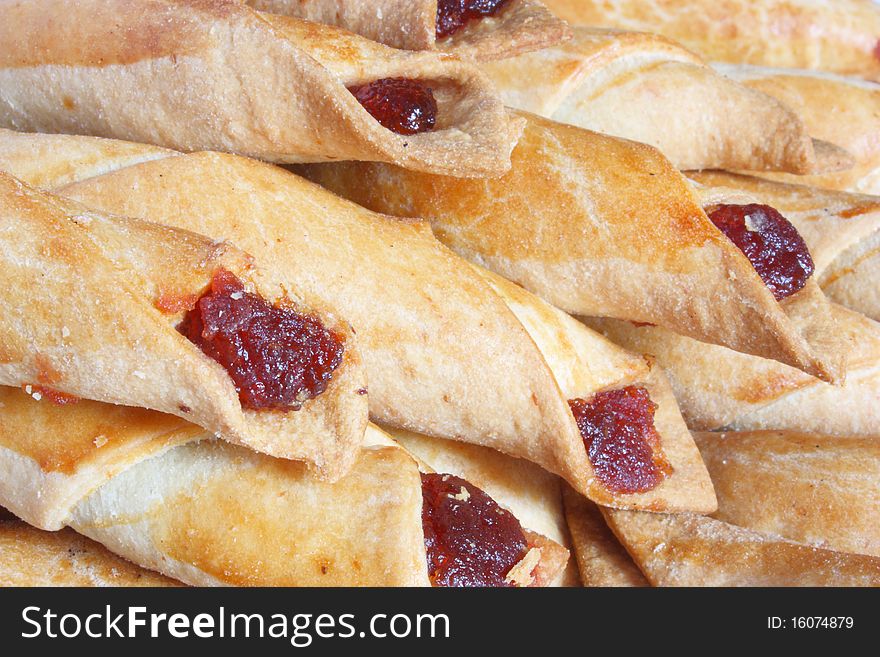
[300, 112, 844, 381]
[604, 508, 880, 587]
[472, 267, 717, 513]
[586, 304, 880, 437]
[0, 514, 181, 587]
[71, 439, 431, 587]
[0, 172, 368, 479]
[542, 0, 880, 81]
[561, 487, 648, 587]
[822, 230, 880, 322]
[718, 66, 880, 194]
[248, 0, 571, 61]
[0, 129, 613, 502]
[695, 431, 880, 558]
[483, 27, 835, 173]
[688, 170, 880, 323]
[0, 0, 518, 177]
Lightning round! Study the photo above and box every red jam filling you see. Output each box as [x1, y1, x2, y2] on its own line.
[348, 78, 437, 135]
[873, 39, 880, 61]
[421, 473, 529, 587]
[569, 386, 670, 494]
[707, 204, 815, 301]
[436, 0, 512, 39]
[178, 269, 344, 411]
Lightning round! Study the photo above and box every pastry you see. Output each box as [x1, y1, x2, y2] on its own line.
[0, 128, 715, 510]
[0, 172, 368, 479]
[300, 112, 845, 381]
[586, 304, 880, 436]
[0, 508, 180, 587]
[560, 487, 648, 587]
[0, 0, 519, 176]
[603, 508, 880, 587]
[717, 65, 880, 194]
[246, 0, 570, 60]
[483, 27, 850, 172]
[0, 387, 568, 587]
[597, 429, 880, 586]
[689, 171, 880, 322]
[695, 431, 880, 558]
[541, 0, 880, 81]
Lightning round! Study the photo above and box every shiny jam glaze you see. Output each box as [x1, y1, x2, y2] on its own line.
[348, 78, 437, 135]
[421, 473, 529, 587]
[178, 269, 344, 411]
[436, 0, 512, 39]
[707, 204, 815, 301]
[569, 386, 670, 494]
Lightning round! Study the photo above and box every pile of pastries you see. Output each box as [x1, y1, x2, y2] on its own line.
[0, 0, 878, 587]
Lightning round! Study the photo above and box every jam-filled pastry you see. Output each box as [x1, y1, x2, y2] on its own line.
[689, 171, 880, 323]
[247, 0, 570, 61]
[560, 487, 648, 587]
[0, 173, 367, 479]
[717, 66, 880, 195]
[473, 266, 716, 513]
[300, 113, 844, 381]
[695, 431, 880, 558]
[0, 0, 519, 177]
[587, 304, 880, 437]
[372, 427, 573, 587]
[0, 128, 716, 509]
[595, 430, 880, 586]
[482, 27, 850, 173]
[0, 509, 180, 587]
[0, 387, 569, 587]
[541, 0, 880, 81]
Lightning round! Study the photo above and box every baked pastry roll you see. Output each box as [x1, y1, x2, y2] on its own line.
[474, 266, 715, 512]
[717, 66, 880, 194]
[587, 303, 880, 436]
[482, 27, 848, 173]
[0, 172, 367, 479]
[0, 0, 518, 177]
[560, 487, 648, 587]
[300, 113, 844, 381]
[371, 426, 572, 587]
[0, 131, 580, 497]
[247, 0, 570, 61]
[0, 387, 568, 587]
[597, 430, 880, 586]
[695, 431, 880, 558]
[541, 0, 880, 81]
[689, 171, 880, 323]
[0, 128, 713, 510]
[0, 508, 180, 587]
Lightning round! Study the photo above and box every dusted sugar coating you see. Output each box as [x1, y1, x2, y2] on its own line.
[348, 78, 438, 135]
[569, 387, 669, 494]
[436, 0, 513, 39]
[707, 204, 815, 301]
[421, 473, 529, 587]
[179, 269, 344, 411]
